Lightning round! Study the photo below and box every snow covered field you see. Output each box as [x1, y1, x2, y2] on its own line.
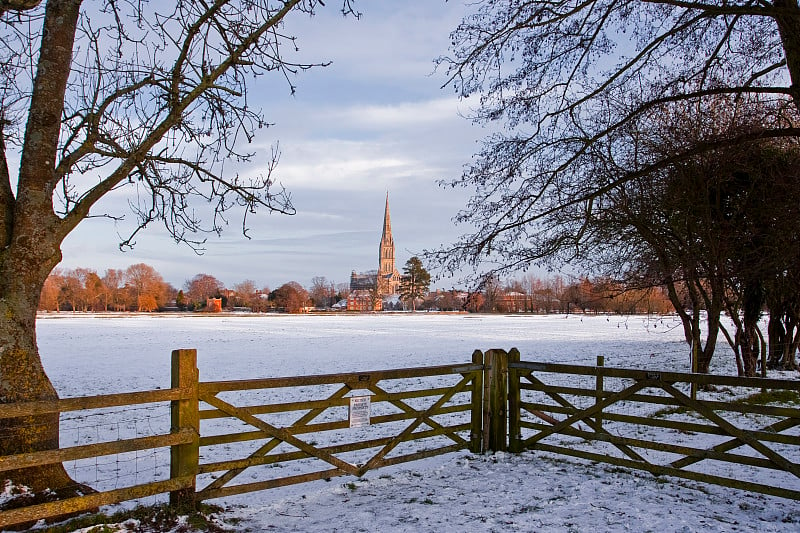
[37, 312, 714, 395]
[33, 313, 800, 532]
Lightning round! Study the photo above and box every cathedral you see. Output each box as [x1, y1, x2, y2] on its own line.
[347, 193, 401, 311]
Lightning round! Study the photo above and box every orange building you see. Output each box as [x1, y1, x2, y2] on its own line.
[206, 297, 223, 312]
[347, 290, 382, 312]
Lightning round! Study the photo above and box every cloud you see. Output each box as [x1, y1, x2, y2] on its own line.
[273, 140, 420, 191]
[282, 1, 467, 87]
[326, 97, 466, 129]
[241, 95, 478, 193]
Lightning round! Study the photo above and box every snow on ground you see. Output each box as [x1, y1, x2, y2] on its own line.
[32, 313, 800, 532]
[222, 452, 799, 532]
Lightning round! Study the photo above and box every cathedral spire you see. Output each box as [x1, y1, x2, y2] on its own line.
[381, 191, 392, 245]
[381, 191, 394, 254]
[378, 192, 399, 294]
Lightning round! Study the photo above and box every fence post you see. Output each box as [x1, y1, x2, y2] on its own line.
[691, 338, 698, 400]
[484, 349, 508, 452]
[470, 350, 484, 453]
[508, 348, 522, 453]
[595, 356, 604, 431]
[170, 349, 199, 510]
[482, 350, 491, 452]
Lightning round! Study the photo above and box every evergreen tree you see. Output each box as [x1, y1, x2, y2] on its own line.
[400, 257, 430, 311]
[176, 290, 187, 311]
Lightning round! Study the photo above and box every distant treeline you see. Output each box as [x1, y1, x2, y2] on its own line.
[38, 266, 350, 313]
[39, 264, 673, 315]
[427, 275, 673, 315]
[39, 264, 268, 312]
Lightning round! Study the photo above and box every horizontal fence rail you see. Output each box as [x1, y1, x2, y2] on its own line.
[508, 355, 800, 501]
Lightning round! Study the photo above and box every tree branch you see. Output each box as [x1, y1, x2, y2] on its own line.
[17, 0, 80, 195]
[0, 122, 13, 250]
[57, 0, 316, 241]
[640, 0, 793, 18]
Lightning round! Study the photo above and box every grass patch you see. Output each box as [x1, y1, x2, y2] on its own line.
[734, 389, 800, 406]
[648, 387, 799, 418]
[651, 405, 691, 418]
[37, 503, 233, 533]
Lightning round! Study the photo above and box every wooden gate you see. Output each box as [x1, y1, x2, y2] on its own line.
[505, 350, 800, 500]
[170, 350, 485, 504]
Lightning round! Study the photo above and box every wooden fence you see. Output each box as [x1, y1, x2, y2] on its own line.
[0, 361, 195, 529]
[502, 349, 800, 500]
[0, 349, 484, 528]
[1, 347, 799, 528]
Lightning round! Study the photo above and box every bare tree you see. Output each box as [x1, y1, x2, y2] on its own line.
[39, 268, 63, 311]
[766, 270, 800, 371]
[232, 279, 258, 309]
[481, 274, 502, 313]
[572, 97, 800, 374]
[0, 0, 357, 496]
[52, 267, 107, 312]
[270, 281, 309, 313]
[101, 268, 125, 311]
[432, 1, 800, 281]
[79, 268, 104, 311]
[125, 263, 169, 310]
[59, 269, 84, 311]
[715, 141, 800, 375]
[335, 282, 350, 301]
[184, 273, 224, 309]
[309, 276, 335, 308]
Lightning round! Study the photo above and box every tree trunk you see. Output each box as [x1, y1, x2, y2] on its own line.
[0, 248, 75, 493]
[0, 0, 83, 495]
[787, 327, 800, 371]
[774, 0, 800, 111]
[767, 312, 786, 369]
[740, 283, 764, 377]
[734, 343, 745, 376]
[667, 276, 721, 374]
[740, 326, 760, 377]
[779, 312, 800, 371]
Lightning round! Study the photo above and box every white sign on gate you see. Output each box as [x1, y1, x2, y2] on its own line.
[349, 394, 371, 428]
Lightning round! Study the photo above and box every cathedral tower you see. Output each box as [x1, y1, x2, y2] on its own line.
[378, 193, 400, 294]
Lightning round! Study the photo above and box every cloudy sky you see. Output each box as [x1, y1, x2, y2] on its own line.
[57, 1, 484, 291]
